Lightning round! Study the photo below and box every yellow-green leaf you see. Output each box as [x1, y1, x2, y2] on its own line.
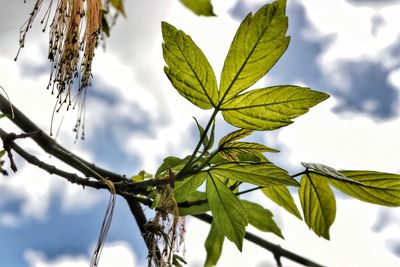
[219, 0, 289, 104]
[204, 223, 224, 267]
[210, 162, 298, 187]
[174, 172, 207, 202]
[221, 86, 329, 130]
[329, 171, 400, 207]
[162, 22, 218, 109]
[179, 0, 216, 16]
[299, 173, 336, 239]
[218, 129, 253, 147]
[110, 0, 126, 17]
[262, 185, 302, 220]
[240, 200, 283, 238]
[206, 175, 248, 251]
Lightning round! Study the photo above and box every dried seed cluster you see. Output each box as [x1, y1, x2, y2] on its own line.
[16, 0, 120, 139]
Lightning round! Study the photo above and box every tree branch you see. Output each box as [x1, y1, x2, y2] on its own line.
[193, 213, 326, 267]
[0, 93, 325, 267]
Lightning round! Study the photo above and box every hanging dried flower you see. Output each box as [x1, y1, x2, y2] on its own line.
[15, 0, 125, 139]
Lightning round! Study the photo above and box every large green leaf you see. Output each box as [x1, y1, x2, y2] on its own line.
[219, 0, 289, 104]
[262, 185, 302, 220]
[204, 223, 224, 267]
[206, 175, 248, 250]
[179, 0, 216, 17]
[240, 200, 283, 238]
[162, 22, 218, 109]
[210, 162, 299, 187]
[299, 173, 336, 239]
[329, 171, 400, 207]
[221, 86, 329, 130]
[174, 172, 207, 202]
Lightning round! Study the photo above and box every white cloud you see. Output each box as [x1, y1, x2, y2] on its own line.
[25, 241, 141, 267]
[277, 96, 400, 173]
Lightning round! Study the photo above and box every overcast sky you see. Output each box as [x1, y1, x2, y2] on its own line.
[1, 0, 400, 266]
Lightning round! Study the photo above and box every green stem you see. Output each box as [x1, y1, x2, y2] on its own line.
[176, 108, 219, 180]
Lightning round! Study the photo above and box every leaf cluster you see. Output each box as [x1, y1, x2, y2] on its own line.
[143, 0, 400, 266]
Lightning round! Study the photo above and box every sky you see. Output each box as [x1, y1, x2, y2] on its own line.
[1, 0, 400, 266]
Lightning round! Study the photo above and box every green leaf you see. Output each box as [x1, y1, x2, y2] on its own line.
[156, 156, 190, 177]
[204, 222, 224, 267]
[299, 173, 336, 239]
[210, 162, 299, 187]
[219, 129, 253, 147]
[206, 175, 248, 250]
[162, 22, 218, 109]
[302, 162, 363, 186]
[219, 0, 289, 104]
[178, 191, 210, 216]
[110, 0, 126, 16]
[179, 0, 216, 16]
[240, 200, 283, 238]
[0, 150, 5, 158]
[172, 254, 187, 267]
[221, 86, 329, 131]
[262, 185, 302, 220]
[222, 142, 279, 155]
[130, 170, 152, 182]
[174, 172, 207, 202]
[329, 171, 400, 207]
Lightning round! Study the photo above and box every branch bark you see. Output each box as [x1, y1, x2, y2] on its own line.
[0, 93, 325, 267]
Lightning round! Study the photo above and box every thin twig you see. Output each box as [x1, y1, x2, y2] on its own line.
[193, 213, 326, 267]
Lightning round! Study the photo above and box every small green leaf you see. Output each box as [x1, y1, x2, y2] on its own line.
[101, 14, 110, 37]
[299, 173, 336, 239]
[204, 222, 224, 267]
[156, 156, 190, 177]
[179, 0, 216, 16]
[262, 185, 302, 220]
[219, 0, 289, 104]
[130, 170, 152, 182]
[0, 150, 5, 158]
[222, 142, 279, 155]
[210, 162, 299, 187]
[329, 171, 400, 207]
[219, 129, 253, 147]
[162, 22, 218, 109]
[110, 0, 126, 16]
[206, 175, 248, 251]
[241, 200, 283, 238]
[172, 254, 187, 267]
[174, 172, 207, 202]
[221, 86, 329, 131]
[178, 191, 210, 216]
